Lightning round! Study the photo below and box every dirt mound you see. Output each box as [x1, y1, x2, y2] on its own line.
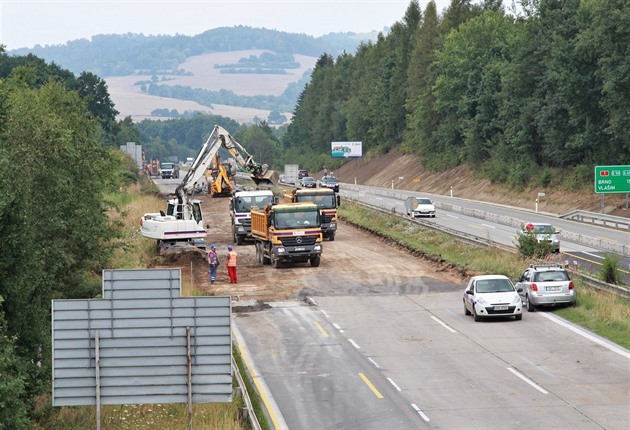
[328, 150, 629, 218]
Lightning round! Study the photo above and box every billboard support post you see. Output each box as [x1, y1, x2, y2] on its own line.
[187, 326, 193, 430]
[95, 330, 101, 430]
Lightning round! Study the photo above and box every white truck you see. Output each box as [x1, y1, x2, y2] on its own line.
[230, 190, 275, 245]
[283, 164, 299, 185]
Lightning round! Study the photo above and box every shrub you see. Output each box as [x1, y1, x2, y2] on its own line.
[600, 254, 620, 284]
[516, 229, 554, 258]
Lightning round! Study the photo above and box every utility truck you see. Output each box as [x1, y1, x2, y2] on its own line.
[230, 189, 275, 245]
[284, 188, 340, 240]
[251, 202, 323, 268]
[140, 125, 277, 253]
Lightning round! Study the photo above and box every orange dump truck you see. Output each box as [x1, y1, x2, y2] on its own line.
[251, 202, 323, 268]
[283, 188, 340, 241]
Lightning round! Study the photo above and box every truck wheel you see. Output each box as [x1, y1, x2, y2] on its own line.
[310, 256, 321, 267]
[236, 235, 244, 246]
[262, 244, 271, 265]
[232, 229, 237, 244]
[271, 254, 281, 268]
[329, 232, 335, 242]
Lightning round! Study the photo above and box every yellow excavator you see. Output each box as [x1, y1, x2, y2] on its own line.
[207, 154, 234, 197]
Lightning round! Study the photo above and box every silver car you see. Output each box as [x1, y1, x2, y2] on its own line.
[517, 222, 560, 253]
[514, 264, 576, 311]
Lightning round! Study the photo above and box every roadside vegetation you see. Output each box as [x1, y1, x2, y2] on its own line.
[339, 203, 630, 350]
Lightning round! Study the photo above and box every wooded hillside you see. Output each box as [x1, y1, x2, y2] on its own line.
[282, 0, 630, 189]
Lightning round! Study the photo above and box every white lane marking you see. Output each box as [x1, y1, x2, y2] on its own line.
[507, 367, 548, 394]
[387, 377, 401, 392]
[348, 339, 361, 349]
[447, 214, 459, 219]
[411, 404, 431, 422]
[333, 323, 344, 333]
[430, 315, 458, 333]
[582, 251, 604, 260]
[368, 357, 380, 369]
[395, 201, 404, 205]
[375, 197, 383, 201]
[321, 310, 330, 318]
[481, 224, 496, 229]
[538, 312, 630, 359]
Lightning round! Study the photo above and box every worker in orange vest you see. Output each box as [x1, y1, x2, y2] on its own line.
[226, 245, 238, 284]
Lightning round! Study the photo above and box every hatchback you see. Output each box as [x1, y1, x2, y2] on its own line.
[463, 275, 523, 321]
[514, 264, 576, 311]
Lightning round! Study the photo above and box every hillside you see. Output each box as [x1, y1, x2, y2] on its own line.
[332, 151, 630, 218]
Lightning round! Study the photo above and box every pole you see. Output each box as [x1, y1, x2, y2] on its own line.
[450, 186, 453, 198]
[187, 327, 193, 430]
[95, 330, 101, 430]
[391, 180, 394, 189]
[535, 199, 539, 214]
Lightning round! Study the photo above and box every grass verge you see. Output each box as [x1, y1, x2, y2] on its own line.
[339, 202, 630, 350]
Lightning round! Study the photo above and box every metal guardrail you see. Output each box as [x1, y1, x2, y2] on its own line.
[561, 210, 630, 231]
[344, 196, 630, 298]
[232, 356, 262, 430]
[344, 184, 630, 257]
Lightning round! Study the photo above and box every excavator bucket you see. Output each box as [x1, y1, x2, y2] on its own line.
[251, 169, 279, 187]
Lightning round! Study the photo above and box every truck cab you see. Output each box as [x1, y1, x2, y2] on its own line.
[160, 162, 180, 179]
[251, 202, 323, 268]
[230, 190, 274, 245]
[285, 188, 340, 240]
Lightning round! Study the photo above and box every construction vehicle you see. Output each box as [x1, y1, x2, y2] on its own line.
[147, 159, 160, 176]
[230, 189, 275, 245]
[251, 202, 323, 268]
[283, 188, 340, 241]
[140, 125, 277, 252]
[207, 154, 234, 197]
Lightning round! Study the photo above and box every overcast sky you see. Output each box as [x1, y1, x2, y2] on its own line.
[1, 0, 451, 51]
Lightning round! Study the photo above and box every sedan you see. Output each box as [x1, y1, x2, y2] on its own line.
[300, 176, 317, 188]
[319, 176, 339, 192]
[407, 197, 436, 217]
[463, 275, 523, 321]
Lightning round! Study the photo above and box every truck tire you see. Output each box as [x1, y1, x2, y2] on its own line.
[271, 254, 281, 268]
[310, 256, 321, 267]
[236, 235, 244, 246]
[328, 232, 335, 241]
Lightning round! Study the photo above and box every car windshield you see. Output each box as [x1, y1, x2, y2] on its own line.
[302, 177, 315, 183]
[534, 271, 569, 282]
[323, 177, 337, 183]
[161, 163, 174, 169]
[296, 194, 336, 208]
[476, 279, 514, 293]
[418, 198, 432, 205]
[534, 225, 554, 234]
[275, 210, 320, 229]
[233, 196, 272, 212]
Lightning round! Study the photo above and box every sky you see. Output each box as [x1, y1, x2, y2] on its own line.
[1, 0, 451, 51]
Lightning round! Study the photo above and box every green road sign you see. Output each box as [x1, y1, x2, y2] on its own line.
[594, 165, 630, 193]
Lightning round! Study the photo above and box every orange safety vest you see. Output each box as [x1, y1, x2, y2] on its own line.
[227, 250, 237, 267]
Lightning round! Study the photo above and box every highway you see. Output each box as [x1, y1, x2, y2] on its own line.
[339, 184, 630, 278]
[235, 289, 630, 430]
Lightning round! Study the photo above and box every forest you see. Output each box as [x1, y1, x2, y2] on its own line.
[282, 0, 630, 188]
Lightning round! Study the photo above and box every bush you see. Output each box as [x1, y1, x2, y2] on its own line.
[600, 254, 620, 284]
[516, 229, 555, 258]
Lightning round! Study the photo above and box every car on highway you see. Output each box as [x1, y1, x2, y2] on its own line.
[463, 275, 523, 321]
[298, 169, 309, 180]
[407, 197, 436, 217]
[300, 176, 317, 188]
[319, 175, 339, 192]
[517, 222, 560, 253]
[514, 263, 576, 311]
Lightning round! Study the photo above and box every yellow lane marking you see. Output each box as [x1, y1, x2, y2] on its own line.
[562, 251, 630, 275]
[359, 373, 384, 399]
[314, 321, 329, 337]
[236, 341, 283, 430]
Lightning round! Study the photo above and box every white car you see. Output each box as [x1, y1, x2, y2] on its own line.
[407, 197, 435, 217]
[463, 275, 523, 321]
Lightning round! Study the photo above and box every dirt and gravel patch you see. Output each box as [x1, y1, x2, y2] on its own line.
[151, 191, 466, 302]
